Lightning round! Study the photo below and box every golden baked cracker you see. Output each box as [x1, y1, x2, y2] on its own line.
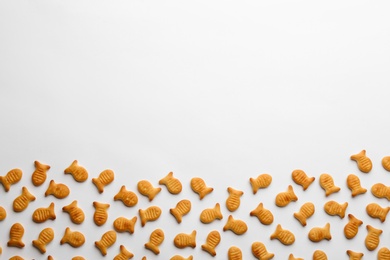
[324, 201, 348, 218]
[250, 202, 274, 225]
[32, 202, 56, 223]
[289, 254, 303, 260]
[275, 185, 298, 207]
[378, 247, 390, 260]
[93, 201, 110, 226]
[347, 174, 367, 197]
[226, 187, 243, 212]
[346, 250, 364, 260]
[72, 257, 85, 260]
[137, 180, 161, 201]
[251, 241, 274, 260]
[64, 160, 88, 182]
[200, 203, 223, 224]
[32, 161, 50, 186]
[382, 156, 390, 171]
[228, 246, 242, 260]
[139, 206, 162, 226]
[351, 150, 372, 173]
[45, 180, 70, 199]
[294, 202, 315, 226]
[60, 227, 85, 248]
[173, 230, 196, 248]
[292, 169, 315, 190]
[142, 257, 146, 260]
[32, 227, 54, 253]
[308, 223, 331, 242]
[114, 245, 134, 260]
[371, 183, 390, 200]
[9, 257, 24, 260]
[145, 228, 164, 255]
[114, 185, 138, 207]
[190, 177, 213, 200]
[270, 224, 295, 245]
[201, 230, 221, 256]
[13, 186, 35, 212]
[159, 172, 182, 194]
[0, 205, 6, 220]
[8, 223, 25, 248]
[170, 199, 191, 223]
[319, 173, 340, 196]
[223, 215, 247, 235]
[249, 174, 272, 194]
[366, 203, 390, 222]
[313, 250, 328, 260]
[170, 256, 193, 260]
[113, 216, 137, 234]
[48, 256, 54, 260]
[344, 214, 363, 239]
[0, 168, 22, 192]
[365, 225, 382, 251]
[92, 169, 114, 193]
[62, 200, 85, 224]
[95, 230, 117, 256]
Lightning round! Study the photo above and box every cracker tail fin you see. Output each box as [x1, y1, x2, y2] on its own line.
[288, 185, 298, 201]
[149, 187, 162, 201]
[199, 187, 213, 200]
[49, 202, 56, 220]
[293, 212, 306, 226]
[303, 177, 315, 190]
[92, 177, 103, 193]
[325, 223, 332, 240]
[60, 227, 71, 244]
[340, 202, 348, 218]
[249, 177, 258, 194]
[45, 180, 55, 197]
[201, 244, 216, 256]
[215, 203, 223, 219]
[139, 209, 146, 227]
[120, 245, 134, 258]
[23, 186, 36, 201]
[190, 230, 197, 248]
[270, 224, 282, 239]
[170, 208, 181, 223]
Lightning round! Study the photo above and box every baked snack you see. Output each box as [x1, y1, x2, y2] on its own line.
[13, 186, 35, 212]
[251, 241, 274, 260]
[32, 161, 51, 186]
[270, 224, 295, 245]
[378, 247, 390, 260]
[114, 185, 138, 207]
[170, 256, 193, 260]
[95, 230, 117, 256]
[144, 229, 164, 254]
[137, 180, 161, 201]
[308, 223, 331, 242]
[0, 168, 22, 192]
[382, 156, 390, 171]
[346, 174, 367, 197]
[249, 174, 272, 194]
[64, 160, 88, 182]
[159, 172, 182, 194]
[346, 250, 363, 260]
[324, 201, 348, 218]
[365, 225, 382, 251]
[8, 223, 25, 248]
[113, 245, 133, 260]
[139, 206, 162, 226]
[319, 174, 340, 196]
[371, 183, 390, 200]
[289, 254, 303, 260]
[93, 201, 110, 226]
[223, 215, 247, 235]
[344, 214, 363, 239]
[293, 202, 315, 226]
[62, 200, 85, 224]
[275, 185, 298, 207]
[173, 230, 196, 248]
[250, 202, 274, 225]
[226, 187, 243, 212]
[351, 150, 372, 173]
[32, 202, 56, 223]
[228, 246, 242, 260]
[60, 227, 85, 248]
[170, 199, 191, 223]
[366, 203, 390, 222]
[32, 227, 54, 253]
[313, 250, 328, 260]
[201, 230, 221, 256]
[113, 216, 137, 234]
[200, 203, 223, 224]
[92, 169, 114, 193]
[45, 180, 70, 199]
[190, 177, 213, 199]
[291, 169, 315, 190]
[0, 205, 6, 220]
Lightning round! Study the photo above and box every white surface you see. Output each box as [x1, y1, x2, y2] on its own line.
[1, 0, 390, 259]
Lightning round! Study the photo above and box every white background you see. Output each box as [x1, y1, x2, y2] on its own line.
[1, 0, 390, 259]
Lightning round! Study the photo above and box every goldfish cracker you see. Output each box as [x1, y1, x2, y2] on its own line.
[190, 177, 213, 199]
[13, 186, 35, 212]
[95, 230, 117, 256]
[346, 250, 364, 260]
[270, 224, 295, 245]
[48, 256, 54, 260]
[324, 201, 348, 218]
[249, 174, 272, 194]
[382, 156, 390, 171]
[313, 250, 328, 260]
[250, 202, 274, 225]
[170, 256, 193, 260]
[144, 229, 164, 255]
[201, 230, 221, 256]
[0, 168, 22, 192]
[62, 200, 85, 224]
[139, 206, 162, 226]
[32, 202, 56, 223]
[113, 245, 134, 260]
[170, 199, 191, 223]
[275, 185, 298, 207]
[251, 242, 274, 260]
[308, 223, 331, 242]
[223, 215, 247, 235]
[378, 247, 390, 260]
[92, 169, 114, 193]
[347, 174, 367, 197]
[114, 185, 138, 207]
[292, 169, 315, 190]
[137, 180, 161, 201]
[344, 214, 363, 239]
[319, 174, 340, 196]
[293, 202, 315, 226]
[173, 230, 196, 248]
[72, 257, 85, 260]
[200, 203, 223, 224]
[93, 201, 110, 226]
[9, 257, 24, 260]
[228, 246, 242, 260]
[159, 172, 182, 194]
[32, 227, 54, 253]
[64, 160, 88, 182]
[351, 150, 372, 173]
[32, 161, 50, 186]
[289, 254, 303, 260]
[45, 180, 70, 199]
[365, 225, 382, 251]
[8, 223, 25, 248]
[60, 227, 85, 248]
[113, 216, 137, 234]
[226, 187, 243, 212]
[0, 205, 6, 220]
[366, 203, 390, 222]
[371, 183, 390, 200]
